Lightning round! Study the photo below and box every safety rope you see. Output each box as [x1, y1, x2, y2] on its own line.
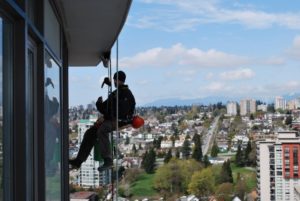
[115, 38, 120, 201]
[102, 40, 120, 201]
[108, 39, 120, 201]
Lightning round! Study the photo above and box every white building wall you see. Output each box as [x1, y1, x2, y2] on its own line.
[257, 104, 267, 112]
[257, 142, 271, 201]
[77, 119, 109, 188]
[275, 96, 286, 110]
[257, 132, 300, 201]
[227, 102, 237, 116]
[240, 99, 256, 116]
[240, 100, 247, 116]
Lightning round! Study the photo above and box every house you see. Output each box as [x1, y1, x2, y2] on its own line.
[70, 191, 98, 201]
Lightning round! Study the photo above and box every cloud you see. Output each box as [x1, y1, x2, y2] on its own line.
[204, 82, 227, 92]
[219, 68, 255, 80]
[286, 35, 300, 59]
[131, 0, 300, 31]
[262, 57, 286, 66]
[205, 72, 214, 80]
[121, 43, 248, 68]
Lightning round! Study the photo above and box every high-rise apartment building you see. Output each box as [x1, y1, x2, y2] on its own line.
[227, 101, 237, 116]
[77, 117, 110, 188]
[275, 96, 286, 110]
[256, 132, 300, 201]
[287, 99, 297, 110]
[240, 99, 256, 116]
[287, 98, 300, 110]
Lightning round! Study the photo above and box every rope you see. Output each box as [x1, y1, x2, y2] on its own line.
[102, 40, 120, 201]
[115, 38, 120, 201]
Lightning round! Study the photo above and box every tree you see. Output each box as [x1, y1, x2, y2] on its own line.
[235, 143, 244, 167]
[123, 168, 143, 183]
[153, 136, 163, 149]
[154, 159, 201, 194]
[192, 134, 203, 162]
[248, 141, 257, 166]
[170, 135, 176, 147]
[203, 154, 211, 168]
[124, 136, 130, 145]
[154, 160, 182, 193]
[211, 141, 219, 157]
[132, 144, 137, 155]
[267, 104, 275, 113]
[243, 141, 252, 166]
[235, 174, 247, 201]
[141, 151, 148, 169]
[138, 143, 143, 150]
[164, 149, 172, 164]
[181, 139, 191, 159]
[142, 148, 156, 173]
[250, 114, 254, 120]
[215, 183, 234, 201]
[218, 160, 233, 184]
[175, 149, 180, 158]
[285, 116, 293, 126]
[188, 168, 215, 200]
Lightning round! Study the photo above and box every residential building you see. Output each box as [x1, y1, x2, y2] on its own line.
[227, 101, 237, 116]
[0, 0, 131, 200]
[256, 132, 300, 201]
[275, 96, 286, 110]
[295, 185, 300, 201]
[70, 191, 98, 201]
[240, 99, 256, 116]
[257, 104, 268, 112]
[287, 99, 297, 110]
[77, 117, 110, 188]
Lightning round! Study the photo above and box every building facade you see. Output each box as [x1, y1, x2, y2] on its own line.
[256, 132, 300, 201]
[226, 101, 237, 116]
[0, 0, 131, 200]
[240, 99, 256, 116]
[76, 118, 110, 188]
[275, 96, 287, 111]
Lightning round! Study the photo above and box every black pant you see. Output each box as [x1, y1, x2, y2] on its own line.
[76, 120, 116, 162]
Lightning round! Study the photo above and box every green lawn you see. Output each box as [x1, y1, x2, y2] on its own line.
[231, 164, 256, 191]
[130, 173, 158, 197]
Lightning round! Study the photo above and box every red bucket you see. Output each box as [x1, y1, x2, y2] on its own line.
[132, 115, 144, 129]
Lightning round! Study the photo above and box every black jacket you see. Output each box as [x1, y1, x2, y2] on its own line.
[96, 85, 136, 123]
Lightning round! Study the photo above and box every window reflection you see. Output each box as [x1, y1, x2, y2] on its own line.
[0, 18, 3, 201]
[44, 52, 61, 201]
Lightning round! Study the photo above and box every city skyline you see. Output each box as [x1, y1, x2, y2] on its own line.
[69, 0, 300, 107]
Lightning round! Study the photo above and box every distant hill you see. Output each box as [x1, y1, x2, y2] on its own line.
[143, 93, 300, 107]
[283, 93, 300, 101]
[143, 96, 240, 107]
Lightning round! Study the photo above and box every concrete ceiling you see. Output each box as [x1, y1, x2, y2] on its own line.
[55, 0, 132, 66]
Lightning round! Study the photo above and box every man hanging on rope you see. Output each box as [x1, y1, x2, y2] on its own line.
[69, 71, 136, 171]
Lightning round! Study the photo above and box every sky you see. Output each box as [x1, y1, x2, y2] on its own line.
[69, 0, 300, 107]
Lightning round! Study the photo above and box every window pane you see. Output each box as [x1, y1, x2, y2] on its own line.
[0, 17, 3, 201]
[44, 52, 61, 200]
[28, 0, 37, 26]
[44, 0, 61, 58]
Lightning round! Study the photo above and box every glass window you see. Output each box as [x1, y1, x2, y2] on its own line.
[27, 0, 37, 25]
[44, 0, 61, 58]
[0, 17, 3, 201]
[26, 41, 35, 201]
[1, 16, 13, 201]
[44, 51, 61, 200]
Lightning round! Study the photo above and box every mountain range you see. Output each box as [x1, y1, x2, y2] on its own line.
[143, 93, 300, 107]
